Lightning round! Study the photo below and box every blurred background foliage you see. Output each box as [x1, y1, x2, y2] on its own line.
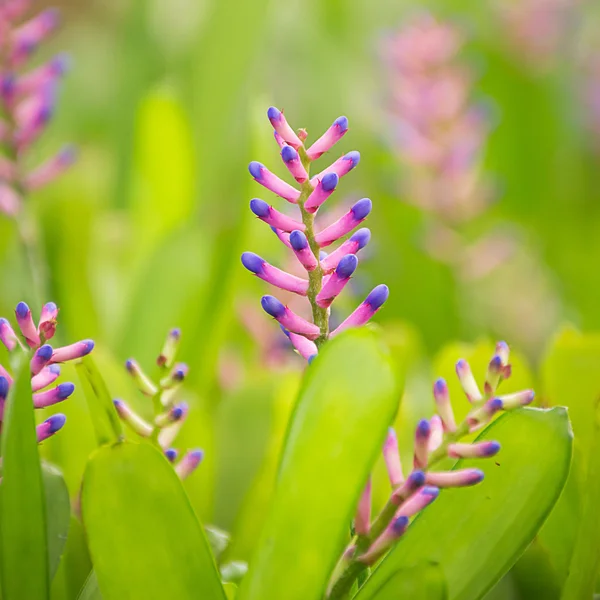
[4, 0, 600, 598]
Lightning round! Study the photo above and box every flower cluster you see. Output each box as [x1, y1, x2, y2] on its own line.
[0, 0, 75, 215]
[241, 107, 388, 360]
[382, 13, 491, 223]
[113, 329, 203, 480]
[0, 300, 94, 442]
[327, 341, 535, 597]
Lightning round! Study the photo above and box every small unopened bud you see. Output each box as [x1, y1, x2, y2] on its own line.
[157, 328, 181, 368]
[125, 358, 157, 396]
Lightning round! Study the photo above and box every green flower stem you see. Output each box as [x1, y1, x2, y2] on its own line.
[297, 147, 329, 347]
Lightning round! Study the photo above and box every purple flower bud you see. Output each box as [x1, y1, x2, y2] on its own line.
[413, 418, 431, 469]
[248, 161, 301, 203]
[315, 199, 372, 247]
[113, 399, 152, 437]
[37, 413, 66, 442]
[261, 295, 320, 339]
[331, 284, 389, 337]
[315, 255, 358, 308]
[50, 339, 94, 363]
[175, 449, 204, 480]
[448, 441, 501, 459]
[261, 295, 286, 319]
[383, 427, 404, 487]
[336, 254, 358, 278]
[456, 359, 483, 402]
[289, 230, 318, 272]
[304, 172, 339, 213]
[306, 116, 349, 160]
[250, 198, 304, 232]
[396, 486, 439, 518]
[391, 515, 410, 535]
[15, 301, 40, 347]
[0, 318, 19, 351]
[165, 448, 178, 463]
[498, 389, 535, 410]
[320, 228, 370, 273]
[288, 331, 318, 361]
[33, 381, 74, 408]
[354, 477, 372, 536]
[157, 328, 181, 369]
[30, 343, 53, 376]
[242, 253, 309, 295]
[267, 107, 302, 148]
[311, 151, 360, 185]
[125, 358, 157, 396]
[0, 376, 9, 399]
[281, 145, 308, 183]
[31, 364, 60, 392]
[426, 468, 485, 488]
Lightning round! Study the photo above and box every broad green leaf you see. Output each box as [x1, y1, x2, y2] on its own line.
[82, 441, 225, 600]
[238, 329, 397, 600]
[77, 572, 101, 600]
[362, 563, 447, 600]
[223, 583, 237, 600]
[357, 408, 572, 600]
[75, 355, 123, 446]
[560, 397, 600, 600]
[0, 360, 49, 599]
[42, 464, 71, 580]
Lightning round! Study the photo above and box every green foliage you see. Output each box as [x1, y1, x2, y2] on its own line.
[81, 442, 225, 600]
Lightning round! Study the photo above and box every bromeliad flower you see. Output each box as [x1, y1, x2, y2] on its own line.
[113, 328, 203, 480]
[327, 341, 534, 597]
[242, 107, 388, 361]
[0, 0, 75, 215]
[0, 300, 94, 442]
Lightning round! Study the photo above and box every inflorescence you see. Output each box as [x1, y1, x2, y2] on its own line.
[327, 341, 535, 598]
[0, 300, 94, 442]
[113, 328, 203, 480]
[0, 0, 75, 215]
[241, 107, 388, 361]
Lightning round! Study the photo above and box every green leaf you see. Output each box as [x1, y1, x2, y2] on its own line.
[75, 355, 123, 446]
[0, 359, 49, 599]
[82, 441, 226, 599]
[223, 583, 237, 600]
[560, 398, 600, 600]
[363, 563, 447, 600]
[77, 572, 101, 600]
[356, 408, 572, 600]
[238, 329, 397, 600]
[42, 464, 71, 580]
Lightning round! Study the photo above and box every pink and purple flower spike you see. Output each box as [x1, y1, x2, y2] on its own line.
[0, 1, 76, 215]
[241, 107, 389, 361]
[0, 300, 93, 444]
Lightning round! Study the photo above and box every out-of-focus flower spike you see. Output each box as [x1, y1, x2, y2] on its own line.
[33, 381, 74, 408]
[311, 151, 360, 185]
[316, 254, 357, 308]
[30, 344, 53, 376]
[155, 402, 188, 428]
[15, 301, 40, 347]
[466, 397, 503, 430]
[383, 427, 404, 487]
[0, 0, 30, 22]
[14, 85, 55, 148]
[15, 53, 70, 97]
[249, 162, 301, 203]
[289, 230, 319, 272]
[0, 364, 13, 385]
[413, 418, 431, 469]
[0, 184, 21, 215]
[426, 468, 484, 488]
[273, 131, 286, 149]
[330, 284, 389, 337]
[359, 515, 410, 565]
[267, 107, 302, 148]
[159, 362, 188, 390]
[304, 173, 339, 213]
[50, 339, 94, 363]
[175, 449, 204, 480]
[261, 295, 320, 339]
[164, 448, 178, 463]
[157, 328, 181, 368]
[354, 477, 372, 536]
[456, 359, 483, 403]
[125, 358, 158, 396]
[281, 145, 309, 183]
[241, 252, 309, 295]
[396, 486, 439, 518]
[320, 228, 370, 274]
[314, 198, 372, 247]
[306, 116, 349, 160]
[0, 157, 16, 181]
[433, 378, 456, 432]
[286, 330, 318, 361]
[11, 9, 60, 66]
[36, 413, 66, 443]
[26, 144, 77, 191]
[250, 198, 305, 232]
[391, 470, 426, 505]
[271, 226, 293, 249]
[113, 399, 152, 437]
[428, 415, 444, 452]
[38, 301, 58, 341]
[448, 441, 501, 459]
[0, 376, 9, 419]
[498, 390, 535, 410]
[0, 317, 19, 351]
[31, 364, 60, 391]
